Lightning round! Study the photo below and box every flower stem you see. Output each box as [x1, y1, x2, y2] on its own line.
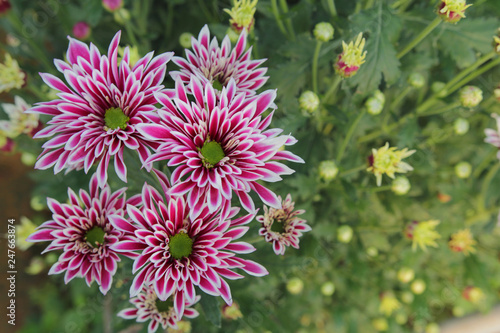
[340, 164, 366, 178]
[327, 0, 337, 17]
[478, 163, 500, 211]
[397, 17, 442, 59]
[389, 86, 413, 111]
[323, 76, 342, 104]
[312, 41, 323, 94]
[367, 185, 392, 193]
[445, 57, 500, 96]
[443, 51, 496, 93]
[270, 0, 289, 38]
[419, 101, 461, 117]
[336, 109, 366, 163]
[279, 0, 296, 41]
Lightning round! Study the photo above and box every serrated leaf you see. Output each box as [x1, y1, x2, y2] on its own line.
[438, 18, 499, 68]
[348, 3, 402, 93]
[200, 295, 221, 327]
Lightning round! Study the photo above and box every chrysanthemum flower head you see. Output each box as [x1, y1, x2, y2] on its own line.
[111, 179, 268, 316]
[404, 220, 441, 252]
[367, 142, 416, 186]
[171, 25, 268, 97]
[448, 228, 476, 255]
[257, 194, 310, 255]
[138, 77, 303, 217]
[334, 33, 367, 79]
[0, 96, 40, 138]
[30, 31, 173, 187]
[379, 292, 401, 317]
[118, 285, 200, 333]
[459, 85, 483, 108]
[0, 53, 26, 93]
[224, 0, 258, 33]
[437, 0, 472, 23]
[484, 113, 500, 160]
[26, 174, 134, 294]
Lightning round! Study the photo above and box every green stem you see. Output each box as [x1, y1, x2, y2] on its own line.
[445, 57, 500, 96]
[472, 149, 497, 179]
[270, 0, 289, 38]
[196, 0, 215, 22]
[123, 19, 140, 49]
[419, 101, 461, 117]
[397, 17, 442, 59]
[443, 51, 496, 94]
[327, 0, 337, 17]
[367, 185, 392, 193]
[250, 30, 260, 60]
[478, 163, 500, 210]
[336, 109, 366, 163]
[312, 41, 322, 94]
[340, 164, 366, 178]
[323, 76, 342, 103]
[389, 86, 412, 110]
[279, 0, 296, 41]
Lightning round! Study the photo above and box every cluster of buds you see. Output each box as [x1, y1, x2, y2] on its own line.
[299, 90, 320, 114]
[367, 142, 415, 186]
[337, 225, 353, 243]
[459, 85, 483, 108]
[334, 33, 367, 78]
[437, 0, 472, 24]
[448, 229, 476, 255]
[313, 22, 334, 42]
[404, 220, 441, 251]
[365, 90, 385, 115]
[224, 0, 258, 33]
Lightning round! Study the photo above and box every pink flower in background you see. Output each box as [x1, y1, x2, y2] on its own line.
[102, 0, 122, 12]
[30, 31, 173, 187]
[72, 21, 91, 40]
[0, 0, 11, 14]
[257, 194, 310, 255]
[26, 174, 135, 294]
[485, 113, 500, 160]
[111, 180, 268, 316]
[118, 285, 200, 333]
[170, 24, 268, 96]
[137, 77, 303, 217]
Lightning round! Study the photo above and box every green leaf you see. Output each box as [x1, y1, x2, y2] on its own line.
[348, 3, 402, 93]
[200, 295, 221, 327]
[438, 18, 499, 68]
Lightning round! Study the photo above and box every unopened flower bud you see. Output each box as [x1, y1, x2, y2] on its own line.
[372, 318, 389, 332]
[459, 86, 483, 108]
[462, 286, 484, 303]
[397, 267, 415, 283]
[437, 192, 452, 203]
[334, 33, 367, 78]
[401, 291, 414, 304]
[102, 0, 123, 12]
[222, 302, 243, 320]
[391, 176, 411, 195]
[495, 84, 500, 102]
[21, 152, 36, 166]
[408, 73, 425, 88]
[453, 118, 469, 135]
[224, 0, 257, 33]
[395, 313, 408, 325]
[431, 81, 447, 97]
[314, 22, 334, 42]
[337, 225, 353, 243]
[449, 228, 476, 255]
[319, 160, 339, 181]
[321, 282, 335, 296]
[455, 161, 472, 179]
[30, 196, 46, 211]
[452, 305, 466, 317]
[179, 32, 194, 49]
[493, 28, 500, 54]
[426, 323, 440, 333]
[287, 277, 304, 294]
[113, 8, 131, 25]
[72, 22, 91, 40]
[366, 90, 385, 115]
[411, 279, 426, 294]
[437, 0, 472, 24]
[366, 246, 379, 257]
[299, 91, 320, 113]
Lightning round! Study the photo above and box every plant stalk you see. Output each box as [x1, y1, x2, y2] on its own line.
[397, 17, 442, 59]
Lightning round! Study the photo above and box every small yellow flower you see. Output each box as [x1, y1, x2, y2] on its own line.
[334, 33, 367, 78]
[405, 220, 441, 251]
[222, 302, 243, 320]
[0, 53, 25, 93]
[372, 318, 389, 331]
[379, 292, 401, 317]
[224, 0, 258, 33]
[17, 216, 37, 251]
[167, 320, 192, 333]
[437, 0, 472, 24]
[448, 229, 476, 255]
[367, 142, 416, 186]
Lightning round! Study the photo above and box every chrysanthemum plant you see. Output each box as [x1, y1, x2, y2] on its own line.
[2, 0, 500, 332]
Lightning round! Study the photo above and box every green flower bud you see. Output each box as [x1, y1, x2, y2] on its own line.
[287, 277, 304, 294]
[411, 279, 426, 294]
[337, 225, 353, 243]
[391, 176, 411, 196]
[366, 90, 385, 115]
[455, 161, 472, 179]
[453, 118, 469, 135]
[321, 282, 335, 296]
[397, 267, 415, 283]
[431, 81, 447, 97]
[401, 291, 414, 304]
[179, 32, 193, 49]
[20, 152, 36, 166]
[459, 85, 483, 108]
[426, 323, 440, 333]
[408, 72, 425, 88]
[319, 160, 339, 181]
[366, 246, 379, 257]
[313, 22, 334, 42]
[299, 90, 320, 113]
[372, 318, 389, 331]
[395, 313, 408, 325]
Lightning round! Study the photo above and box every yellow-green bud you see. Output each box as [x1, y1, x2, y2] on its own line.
[410, 279, 426, 294]
[366, 90, 385, 115]
[397, 267, 415, 283]
[459, 85, 483, 108]
[321, 282, 335, 296]
[426, 323, 440, 333]
[395, 313, 408, 325]
[319, 160, 339, 181]
[366, 246, 379, 257]
[372, 318, 389, 332]
[20, 152, 36, 166]
[313, 22, 334, 42]
[113, 8, 131, 25]
[299, 90, 320, 113]
[455, 161, 472, 179]
[287, 277, 304, 294]
[179, 32, 193, 49]
[391, 176, 411, 196]
[408, 72, 425, 88]
[452, 305, 466, 317]
[431, 81, 447, 97]
[30, 196, 46, 211]
[453, 118, 469, 135]
[401, 291, 414, 304]
[337, 225, 353, 243]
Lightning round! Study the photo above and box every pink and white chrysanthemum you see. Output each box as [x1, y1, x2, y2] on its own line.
[257, 194, 311, 255]
[110, 179, 268, 316]
[485, 113, 500, 160]
[26, 174, 135, 294]
[118, 285, 200, 333]
[170, 24, 268, 96]
[137, 77, 303, 217]
[30, 31, 173, 187]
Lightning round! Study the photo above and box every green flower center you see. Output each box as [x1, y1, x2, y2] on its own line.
[212, 78, 224, 91]
[200, 141, 225, 168]
[270, 219, 287, 233]
[85, 226, 106, 248]
[104, 107, 129, 130]
[155, 299, 173, 313]
[168, 232, 193, 260]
